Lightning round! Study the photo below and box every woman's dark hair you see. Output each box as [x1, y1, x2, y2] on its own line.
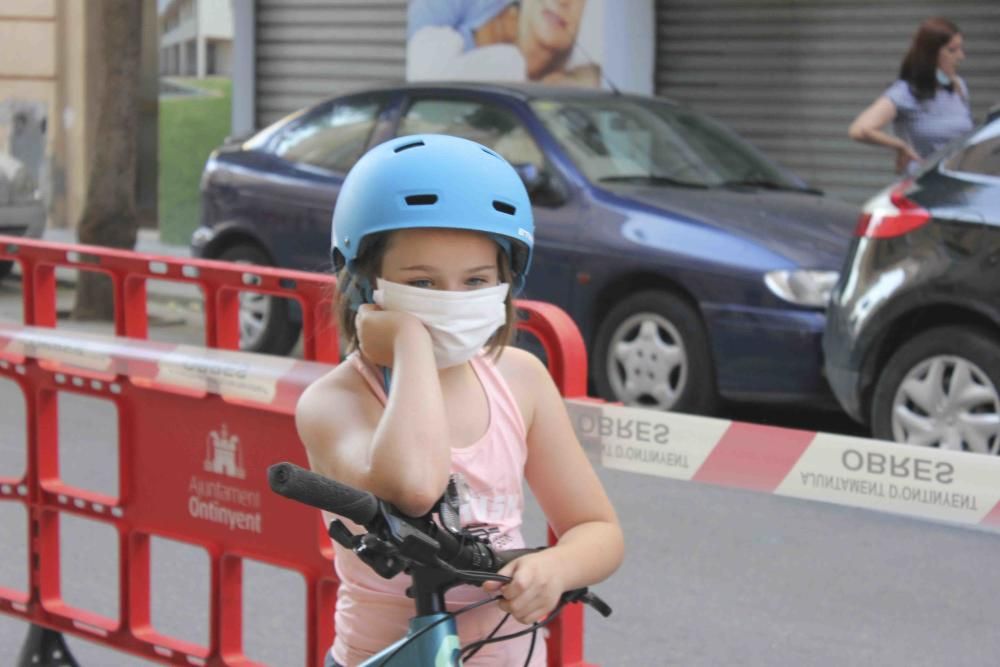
[335, 231, 518, 359]
[899, 17, 960, 101]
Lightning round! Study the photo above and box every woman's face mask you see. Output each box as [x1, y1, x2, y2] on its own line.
[373, 278, 510, 368]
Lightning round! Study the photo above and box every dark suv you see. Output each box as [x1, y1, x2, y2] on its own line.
[823, 112, 1000, 453]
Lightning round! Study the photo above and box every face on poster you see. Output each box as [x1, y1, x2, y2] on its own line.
[406, 0, 605, 87]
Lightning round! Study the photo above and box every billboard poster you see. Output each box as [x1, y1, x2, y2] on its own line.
[406, 0, 607, 88]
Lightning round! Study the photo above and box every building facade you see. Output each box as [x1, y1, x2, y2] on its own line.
[159, 0, 234, 78]
[0, 0, 159, 231]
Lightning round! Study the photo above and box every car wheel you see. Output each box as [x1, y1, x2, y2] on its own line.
[218, 244, 301, 356]
[0, 260, 12, 280]
[592, 290, 718, 414]
[871, 327, 1000, 454]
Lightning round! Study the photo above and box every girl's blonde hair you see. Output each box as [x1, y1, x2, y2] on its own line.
[336, 231, 518, 360]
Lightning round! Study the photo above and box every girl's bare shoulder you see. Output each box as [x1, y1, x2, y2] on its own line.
[494, 346, 555, 424]
[295, 359, 380, 438]
[495, 345, 547, 377]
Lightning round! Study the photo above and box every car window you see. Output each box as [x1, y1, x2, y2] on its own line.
[397, 98, 545, 170]
[271, 97, 381, 172]
[530, 97, 801, 190]
[942, 122, 1000, 177]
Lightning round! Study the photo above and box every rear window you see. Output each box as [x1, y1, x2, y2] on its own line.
[942, 121, 1000, 178]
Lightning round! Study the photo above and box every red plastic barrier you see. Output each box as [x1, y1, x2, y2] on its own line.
[0, 236, 595, 666]
[0, 323, 335, 665]
[0, 235, 340, 363]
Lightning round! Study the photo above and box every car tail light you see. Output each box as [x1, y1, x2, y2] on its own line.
[854, 180, 931, 238]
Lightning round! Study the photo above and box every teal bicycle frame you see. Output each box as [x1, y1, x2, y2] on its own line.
[359, 564, 472, 666]
[361, 613, 461, 666]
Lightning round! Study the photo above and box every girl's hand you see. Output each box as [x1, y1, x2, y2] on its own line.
[355, 304, 429, 367]
[483, 550, 566, 626]
[895, 145, 921, 173]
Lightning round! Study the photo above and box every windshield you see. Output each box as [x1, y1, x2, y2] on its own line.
[530, 96, 804, 190]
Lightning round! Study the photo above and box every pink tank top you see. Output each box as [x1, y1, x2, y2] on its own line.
[328, 352, 547, 667]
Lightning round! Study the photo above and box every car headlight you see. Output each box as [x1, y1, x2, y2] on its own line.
[764, 270, 840, 308]
[200, 152, 219, 192]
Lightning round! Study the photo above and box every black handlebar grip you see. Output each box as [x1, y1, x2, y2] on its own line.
[267, 462, 379, 527]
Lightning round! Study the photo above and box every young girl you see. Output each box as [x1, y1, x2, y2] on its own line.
[295, 134, 623, 666]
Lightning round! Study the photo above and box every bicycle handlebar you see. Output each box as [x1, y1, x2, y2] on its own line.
[268, 462, 379, 527]
[267, 462, 539, 577]
[266, 461, 612, 648]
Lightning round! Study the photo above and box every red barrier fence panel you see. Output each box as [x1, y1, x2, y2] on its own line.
[0, 323, 336, 665]
[0, 237, 597, 666]
[0, 235, 341, 363]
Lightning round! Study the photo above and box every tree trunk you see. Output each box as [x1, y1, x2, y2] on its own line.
[72, 0, 143, 321]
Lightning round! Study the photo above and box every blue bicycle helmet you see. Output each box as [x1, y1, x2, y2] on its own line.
[331, 134, 534, 295]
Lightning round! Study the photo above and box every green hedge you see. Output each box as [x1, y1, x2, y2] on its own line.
[158, 77, 232, 246]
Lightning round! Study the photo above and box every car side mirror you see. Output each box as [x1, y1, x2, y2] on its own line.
[514, 163, 546, 193]
[513, 163, 567, 206]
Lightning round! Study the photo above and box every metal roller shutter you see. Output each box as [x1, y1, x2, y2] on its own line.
[655, 0, 1000, 203]
[254, 0, 407, 127]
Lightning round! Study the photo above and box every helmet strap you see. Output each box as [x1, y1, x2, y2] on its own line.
[341, 276, 374, 312]
[488, 234, 527, 295]
[490, 234, 512, 261]
[340, 276, 391, 391]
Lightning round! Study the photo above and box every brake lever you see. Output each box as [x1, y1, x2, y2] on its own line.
[328, 518, 407, 580]
[356, 534, 408, 579]
[327, 519, 359, 549]
[432, 558, 511, 586]
[559, 588, 613, 617]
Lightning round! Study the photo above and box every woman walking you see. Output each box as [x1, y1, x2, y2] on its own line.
[848, 17, 973, 175]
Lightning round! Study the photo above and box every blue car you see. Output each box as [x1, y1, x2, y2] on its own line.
[193, 82, 859, 414]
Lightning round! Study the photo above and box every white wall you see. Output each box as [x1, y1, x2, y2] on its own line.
[198, 0, 234, 40]
[602, 0, 654, 95]
[230, 0, 254, 136]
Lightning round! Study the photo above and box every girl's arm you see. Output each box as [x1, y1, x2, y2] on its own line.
[296, 306, 452, 517]
[487, 349, 624, 624]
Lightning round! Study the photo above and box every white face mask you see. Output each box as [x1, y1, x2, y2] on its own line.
[373, 278, 510, 368]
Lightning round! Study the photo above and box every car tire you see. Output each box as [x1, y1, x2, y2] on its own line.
[871, 326, 1000, 454]
[218, 243, 301, 356]
[0, 260, 12, 281]
[592, 290, 718, 414]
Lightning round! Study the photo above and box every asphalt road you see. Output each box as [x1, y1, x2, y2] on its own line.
[2, 278, 997, 666]
[3, 408, 999, 666]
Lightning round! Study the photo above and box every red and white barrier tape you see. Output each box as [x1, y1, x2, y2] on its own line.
[6, 322, 996, 532]
[566, 399, 1000, 531]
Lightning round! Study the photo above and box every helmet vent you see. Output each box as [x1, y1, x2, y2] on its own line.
[394, 140, 425, 153]
[405, 194, 438, 206]
[492, 200, 516, 215]
[481, 147, 502, 159]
